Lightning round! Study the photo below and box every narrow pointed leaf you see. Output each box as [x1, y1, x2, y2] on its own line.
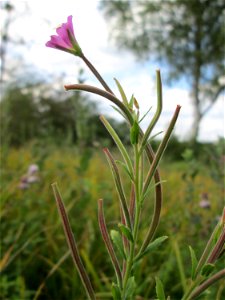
[155, 277, 166, 300]
[118, 224, 134, 243]
[135, 236, 168, 262]
[140, 70, 163, 150]
[130, 120, 139, 145]
[115, 160, 133, 181]
[139, 106, 153, 123]
[125, 276, 136, 298]
[114, 78, 129, 106]
[188, 246, 198, 280]
[110, 230, 126, 260]
[111, 105, 127, 119]
[129, 94, 134, 110]
[103, 148, 132, 229]
[100, 116, 133, 179]
[112, 283, 122, 300]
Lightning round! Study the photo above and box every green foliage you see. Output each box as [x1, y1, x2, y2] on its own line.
[124, 276, 136, 299]
[110, 230, 126, 260]
[155, 277, 166, 300]
[188, 246, 198, 280]
[1, 143, 224, 299]
[0, 85, 130, 147]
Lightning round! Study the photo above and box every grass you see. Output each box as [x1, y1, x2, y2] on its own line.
[0, 141, 224, 299]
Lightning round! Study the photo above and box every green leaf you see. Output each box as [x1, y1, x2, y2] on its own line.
[129, 94, 134, 110]
[143, 180, 167, 201]
[110, 230, 126, 260]
[112, 283, 122, 300]
[135, 236, 168, 262]
[188, 246, 198, 280]
[111, 105, 127, 119]
[201, 263, 215, 277]
[130, 120, 139, 145]
[100, 115, 133, 179]
[115, 160, 134, 181]
[118, 224, 134, 243]
[139, 106, 153, 123]
[155, 277, 166, 300]
[124, 276, 136, 298]
[114, 78, 129, 106]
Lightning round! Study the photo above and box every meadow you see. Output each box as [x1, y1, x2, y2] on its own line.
[1, 139, 224, 300]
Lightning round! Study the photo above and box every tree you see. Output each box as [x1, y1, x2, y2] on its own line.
[100, 0, 225, 140]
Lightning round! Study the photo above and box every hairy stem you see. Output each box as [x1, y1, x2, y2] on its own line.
[52, 183, 96, 300]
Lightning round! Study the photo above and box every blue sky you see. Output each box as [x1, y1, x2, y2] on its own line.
[1, 0, 224, 141]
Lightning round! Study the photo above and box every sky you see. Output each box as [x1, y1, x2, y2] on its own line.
[1, 0, 224, 141]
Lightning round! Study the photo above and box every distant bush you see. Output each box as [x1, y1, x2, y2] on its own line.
[0, 85, 130, 147]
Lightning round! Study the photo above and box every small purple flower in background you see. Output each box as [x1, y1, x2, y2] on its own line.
[199, 192, 211, 209]
[18, 164, 40, 190]
[46, 15, 82, 56]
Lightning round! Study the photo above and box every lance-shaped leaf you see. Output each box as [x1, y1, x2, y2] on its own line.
[139, 106, 153, 123]
[112, 282, 122, 300]
[110, 230, 126, 260]
[155, 277, 166, 300]
[130, 120, 139, 145]
[114, 78, 129, 106]
[129, 94, 135, 111]
[116, 160, 133, 181]
[100, 116, 133, 180]
[118, 224, 134, 243]
[103, 148, 132, 230]
[188, 246, 198, 280]
[140, 70, 163, 151]
[98, 199, 122, 287]
[124, 276, 136, 299]
[135, 236, 168, 262]
[51, 183, 96, 300]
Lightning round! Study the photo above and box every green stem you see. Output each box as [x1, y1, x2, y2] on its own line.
[122, 144, 141, 297]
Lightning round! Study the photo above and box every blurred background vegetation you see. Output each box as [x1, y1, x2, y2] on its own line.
[0, 1, 224, 299]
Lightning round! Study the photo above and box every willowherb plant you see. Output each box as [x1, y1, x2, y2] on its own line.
[47, 16, 225, 300]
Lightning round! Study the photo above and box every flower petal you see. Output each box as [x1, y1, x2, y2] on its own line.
[56, 15, 75, 47]
[46, 35, 71, 50]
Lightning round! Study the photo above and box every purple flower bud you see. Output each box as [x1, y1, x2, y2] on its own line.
[46, 16, 82, 56]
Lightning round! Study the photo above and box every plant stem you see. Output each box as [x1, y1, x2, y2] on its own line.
[122, 144, 141, 297]
[138, 105, 181, 254]
[52, 183, 96, 300]
[98, 199, 123, 289]
[81, 54, 114, 94]
[189, 269, 225, 299]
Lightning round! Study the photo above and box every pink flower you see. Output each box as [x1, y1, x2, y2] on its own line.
[46, 16, 82, 56]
